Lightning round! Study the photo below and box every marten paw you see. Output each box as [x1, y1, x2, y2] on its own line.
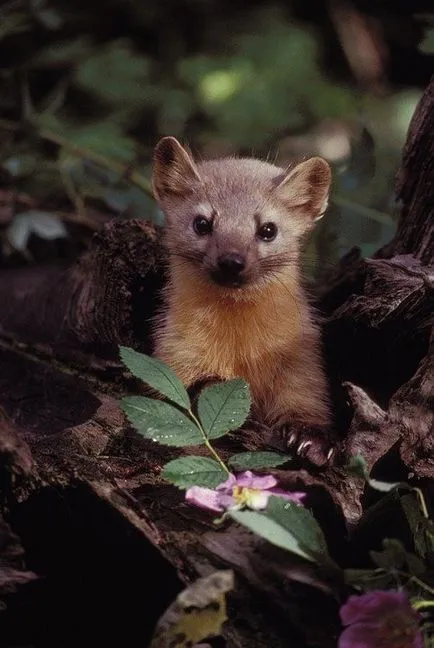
[281, 423, 336, 467]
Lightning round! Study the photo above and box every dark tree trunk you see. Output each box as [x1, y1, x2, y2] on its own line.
[0, 79, 433, 648]
[378, 76, 434, 263]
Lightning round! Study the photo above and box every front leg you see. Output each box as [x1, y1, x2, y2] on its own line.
[263, 360, 337, 466]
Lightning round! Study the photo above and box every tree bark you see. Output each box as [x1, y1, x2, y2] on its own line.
[0, 79, 433, 647]
[378, 75, 434, 263]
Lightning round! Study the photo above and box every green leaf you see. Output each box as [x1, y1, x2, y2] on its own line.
[370, 538, 407, 570]
[197, 379, 251, 440]
[7, 211, 68, 251]
[230, 508, 315, 562]
[36, 114, 138, 164]
[344, 568, 395, 590]
[368, 478, 401, 492]
[231, 496, 332, 564]
[67, 122, 137, 164]
[406, 553, 426, 577]
[419, 28, 434, 54]
[345, 454, 369, 480]
[162, 456, 227, 489]
[121, 397, 202, 447]
[400, 493, 434, 559]
[345, 454, 400, 492]
[265, 496, 332, 562]
[369, 539, 426, 577]
[228, 451, 289, 470]
[119, 346, 190, 410]
[74, 40, 153, 106]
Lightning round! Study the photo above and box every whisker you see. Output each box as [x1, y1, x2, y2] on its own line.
[172, 250, 204, 264]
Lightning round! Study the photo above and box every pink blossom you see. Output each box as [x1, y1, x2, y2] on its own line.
[339, 590, 423, 648]
[185, 470, 305, 513]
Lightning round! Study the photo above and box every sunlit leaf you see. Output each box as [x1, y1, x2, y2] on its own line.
[197, 379, 251, 440]
[228, 451, 289, 470]
[231, 496, 332, 564]
[6, 217, 30, 252]
[265, 496, 331, 560]
[121, 397, 202, 447]
[7, 211, 67, 251]
[162, 456, 227, 489]
[119, 347, 190, 410]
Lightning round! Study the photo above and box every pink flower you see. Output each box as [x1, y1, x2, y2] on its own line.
[185, 471, 306, 513]
[339, 590, 423, 648]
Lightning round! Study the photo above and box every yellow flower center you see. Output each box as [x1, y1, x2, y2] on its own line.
[232, 485, 261, 507]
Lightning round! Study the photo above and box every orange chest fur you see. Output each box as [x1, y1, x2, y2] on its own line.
[157, 277, 304, 391]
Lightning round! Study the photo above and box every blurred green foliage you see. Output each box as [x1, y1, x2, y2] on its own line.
[178, 17, 356, 146]
[0, 0, 430, 271]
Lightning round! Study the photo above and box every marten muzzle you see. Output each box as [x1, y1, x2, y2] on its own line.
[210, 253, 247, 287]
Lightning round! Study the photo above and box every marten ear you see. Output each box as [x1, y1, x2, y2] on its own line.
[152, 136, 201, 201]
[274, 157, 331, 221]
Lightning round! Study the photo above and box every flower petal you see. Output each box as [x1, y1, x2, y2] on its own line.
[269, 488, 306, 505]
[339, 619, 423, 648]
[244, 490, 270, 510]
[186, 486, 226, 512]
[216, 492, 237, 510]
[216, 473, 237, 492]
[338, 622, 383, 648]
[413, 631, 425, 648]
[340, 591, 410, 626]
[236, 471, 277, 490]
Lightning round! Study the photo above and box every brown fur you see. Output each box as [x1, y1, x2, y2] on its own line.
[152, 137, 332, 428]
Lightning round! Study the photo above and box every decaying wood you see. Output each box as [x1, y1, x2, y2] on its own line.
[379, 77, 434, 263]
[0, 79, 433, 647]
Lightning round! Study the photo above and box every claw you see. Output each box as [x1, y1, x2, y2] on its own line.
[326, 447, 335, 462]
[287, 432, 298, 447]
[297, 440, 312, 456]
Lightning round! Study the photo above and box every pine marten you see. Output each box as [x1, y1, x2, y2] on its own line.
[152, 136, 332, 457]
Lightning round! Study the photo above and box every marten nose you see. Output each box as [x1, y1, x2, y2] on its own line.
[217, 253, 246, 276]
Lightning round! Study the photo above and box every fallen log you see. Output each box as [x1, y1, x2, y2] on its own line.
[0, 79, 432, 647]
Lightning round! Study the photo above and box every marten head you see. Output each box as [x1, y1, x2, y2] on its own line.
[152, 136, 331, 292]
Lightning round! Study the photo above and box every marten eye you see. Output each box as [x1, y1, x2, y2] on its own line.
[193, 216, 212, 236]
[257, 222, 277, 241]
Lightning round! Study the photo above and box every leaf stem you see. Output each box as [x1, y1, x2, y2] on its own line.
[413, 488, 430, 519]
[413, 600, 434, 611]
[413, 487, 434, 551]
[188, 409, 230, 475]
[399, 573, 434, 597]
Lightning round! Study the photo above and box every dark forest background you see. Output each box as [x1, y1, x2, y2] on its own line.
[0, 0, 433, 278]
